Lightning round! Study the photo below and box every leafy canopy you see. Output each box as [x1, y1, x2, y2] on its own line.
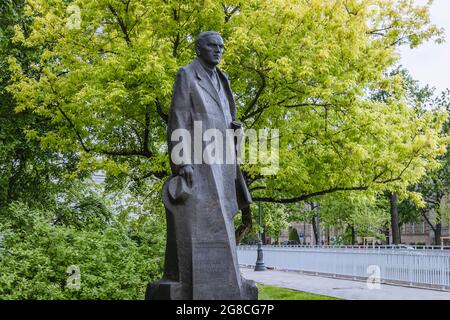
[6, 0, 449, 206]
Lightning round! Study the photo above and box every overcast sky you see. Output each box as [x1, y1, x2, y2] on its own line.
[399, 0, 450, 93]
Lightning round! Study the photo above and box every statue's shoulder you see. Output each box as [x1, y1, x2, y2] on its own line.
[176, 62, 197, 82]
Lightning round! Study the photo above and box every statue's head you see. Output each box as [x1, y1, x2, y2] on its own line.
[195, 31, 224, 67]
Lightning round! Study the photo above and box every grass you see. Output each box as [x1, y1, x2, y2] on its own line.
[257, 283, 340, 300]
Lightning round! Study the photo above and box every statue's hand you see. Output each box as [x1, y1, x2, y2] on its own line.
[179, 165, 193, 187]
[231, 121, 244, 138]
[231, 121, 243, 130]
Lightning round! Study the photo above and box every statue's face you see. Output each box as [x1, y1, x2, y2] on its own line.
[197, 35, 224, 66]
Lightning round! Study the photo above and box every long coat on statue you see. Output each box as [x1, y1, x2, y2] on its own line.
[168, 58, 252, 213]
[146, 58, 256, 300]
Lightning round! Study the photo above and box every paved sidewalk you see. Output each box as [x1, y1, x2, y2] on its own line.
[241, 267, 450, 300]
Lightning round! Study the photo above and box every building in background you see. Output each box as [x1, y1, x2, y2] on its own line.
[277, 218, 450, 246]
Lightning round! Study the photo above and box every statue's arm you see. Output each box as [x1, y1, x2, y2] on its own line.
[167, 68, 194, 181]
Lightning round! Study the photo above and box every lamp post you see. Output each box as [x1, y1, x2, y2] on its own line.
[254, 200, 266, 271]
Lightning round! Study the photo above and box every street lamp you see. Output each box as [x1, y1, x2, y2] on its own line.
[254, 201, 267, 271]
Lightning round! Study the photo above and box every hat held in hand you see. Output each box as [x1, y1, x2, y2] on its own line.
[167, 175, 192, 203]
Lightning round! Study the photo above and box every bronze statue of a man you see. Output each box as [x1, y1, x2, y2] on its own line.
[146, 32, 257, 300]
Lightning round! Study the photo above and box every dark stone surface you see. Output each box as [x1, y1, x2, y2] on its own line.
[146, 32, 257, 300]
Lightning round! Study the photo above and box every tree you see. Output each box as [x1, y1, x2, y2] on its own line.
[259, 203, 289, 244]
[0, 0, 83, 211]
[374, 68, 450, 245]
[317, 192, 390, 244]
[7, 0, 448, 242]
[413, 89, 450, 245]
[371, 67, 448, 244]
[0, 1, 175, 299]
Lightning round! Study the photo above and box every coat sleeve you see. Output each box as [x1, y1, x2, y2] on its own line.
[167, 68, 193, 174]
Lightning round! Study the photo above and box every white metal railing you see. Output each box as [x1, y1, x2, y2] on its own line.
[240, 244, 450, 251]
[238, 246, 450, 289]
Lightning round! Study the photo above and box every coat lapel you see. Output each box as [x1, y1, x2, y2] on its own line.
[193, 59, 222, 109]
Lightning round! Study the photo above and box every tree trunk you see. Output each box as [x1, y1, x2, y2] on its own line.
[434, 192, 443, 246]
[235, 206, 252, 245]
[351, 225, 356, 245]
[422, 209, 437, 246]
[327, 226, 330, 245]
[303, 222, 306, 245]
[316, 214, 321, 244]
[383, 225, 390, 244]
[435, 223, 442, 245]
[311, 214, 319, 245]
[390, 192, 401, 245]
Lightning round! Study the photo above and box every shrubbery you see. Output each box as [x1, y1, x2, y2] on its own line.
[288, 228, 300, 243]
[0, 200, 165, 299]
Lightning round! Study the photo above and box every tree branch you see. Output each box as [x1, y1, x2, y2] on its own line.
[222, 3, 240, 23]
[254, 186, 368, 204]
[282, 103, 333, 109]
[241, 67, 266, 121]
[235, 206, 252, 244]
[108, 4, 132, 46]
[143, 110, 151, 156]
[135, 170, 169, 181]
[421, 209, 436, 233]
[367, 26, 394, 36]
[156, 98, 169, 124]
[243, 103, 269, 120]
[56, 104, 151, 157]
[56, 105, 91, 153]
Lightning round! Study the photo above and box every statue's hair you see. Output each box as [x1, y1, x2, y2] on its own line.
[195, 31, 222, 55]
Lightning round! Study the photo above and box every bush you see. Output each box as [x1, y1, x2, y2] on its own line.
[0, 202, 164, 299]
[288, 228, 300, 242]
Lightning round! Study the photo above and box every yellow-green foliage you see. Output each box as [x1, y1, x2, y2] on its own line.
[7, 0, 449, 204]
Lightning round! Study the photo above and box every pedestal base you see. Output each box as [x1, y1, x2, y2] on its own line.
[145, 277, 258, 300]
[145, 280, 185, 300]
